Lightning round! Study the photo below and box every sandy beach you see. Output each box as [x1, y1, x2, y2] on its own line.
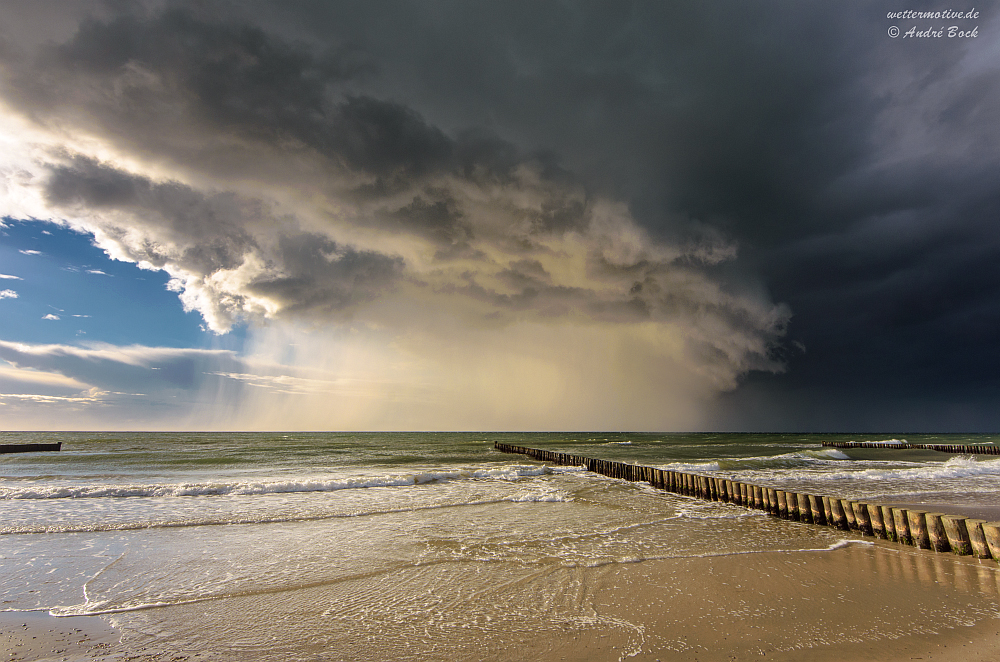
[7, 539, 999, 662]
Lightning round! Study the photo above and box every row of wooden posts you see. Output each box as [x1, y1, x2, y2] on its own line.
[494, 442, 1000, 563]
[0, 442, 62, 454]
[822, 441, 1000, 455]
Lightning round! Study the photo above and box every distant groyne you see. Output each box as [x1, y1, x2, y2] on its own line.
[822, 441, 1000, 455]
[494, 442, 1000, 564]
[0, 442, 61, 454]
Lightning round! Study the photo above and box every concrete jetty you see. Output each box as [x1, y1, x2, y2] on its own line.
[494, 442, 997, 564]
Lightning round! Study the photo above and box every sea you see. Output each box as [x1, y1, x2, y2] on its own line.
[3, 431, 1000, 660]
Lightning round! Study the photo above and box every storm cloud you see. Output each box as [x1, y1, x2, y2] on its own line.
[1, 1, 996, 429]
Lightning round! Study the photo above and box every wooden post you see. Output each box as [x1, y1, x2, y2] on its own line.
[907, 510, 931, 550]
[925, 513, 950, 553]
[892, 508, 912, 546]
[822, 496, 834, 526]
[841, 500, 857, 530]
[852, 502, 873, 536]
[965, 519, 992, 559]
[982, 522, 1000, 561]
[766, 488, 778, 516]
[881, 505, 897, 542]
[867, 504, 886, 539]
[940, 516, 972, 556]
[777, 491, 788, 519]
[784, 492, 799, 520]
[797, 494, 812, 524]
[829, 498, 848, 530]
[752, 485, 763, 510]
[809, 495, 826, 525]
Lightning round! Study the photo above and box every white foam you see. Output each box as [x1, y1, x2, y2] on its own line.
[557, 539, 875, 568]
[0, 464, 559, 501]
[821, 449, 851, 459]
[1, 490, 571, 535]
[756, 448, 851, 462]
[783, 455, 1000, 482]
[857, 438, 907, 445]
[655, 461, 721, 472]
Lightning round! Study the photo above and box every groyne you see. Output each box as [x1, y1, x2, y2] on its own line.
[494, 442, 1000, 563]
[822, 441, 1000, 455]
[0, 442, 61, 454]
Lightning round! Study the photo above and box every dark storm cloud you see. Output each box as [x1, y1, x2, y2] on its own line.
[42, 155, 406, 325]
[12, 7, 449, 182]
[11, 1, 993, 427]
[45, 155, 259, 273]
[247, 232, 404, 316]
[283, 0, 996, 428]
[0, 3, 788, 340]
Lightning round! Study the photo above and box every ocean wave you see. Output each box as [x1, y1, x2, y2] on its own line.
[0, 464, 568, 501]
[0, 491, 570, 535]
[764, 448, 851, 461]
[655, 461, 721, 472]
[740, 455, 1000, 483]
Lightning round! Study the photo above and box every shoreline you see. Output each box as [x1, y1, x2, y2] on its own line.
[7, 543, 998, 661]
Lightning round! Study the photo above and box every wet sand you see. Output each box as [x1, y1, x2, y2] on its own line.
[9, 541, 998, 661]
[0, 610, 118, 661]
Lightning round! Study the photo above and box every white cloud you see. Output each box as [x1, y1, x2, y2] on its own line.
[0, 364, 91, 391]
[0, 289, 18, 299]
[18, 249, 41, 255]
[86, 269, 107, 275]
[42, 313, 60, 320]
[0, 392, 103, 404]
[0, 273, 21, 279]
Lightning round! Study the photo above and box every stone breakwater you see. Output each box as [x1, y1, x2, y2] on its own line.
[494, 442, 1000, 563]
[821, 441, 1000, 455]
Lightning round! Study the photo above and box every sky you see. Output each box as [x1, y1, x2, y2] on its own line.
[0, 1, 997, 431]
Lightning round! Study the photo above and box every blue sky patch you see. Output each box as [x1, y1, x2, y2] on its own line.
[0, 218, 246, 350]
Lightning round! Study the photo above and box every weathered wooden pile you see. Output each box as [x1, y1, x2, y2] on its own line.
[822, 440, 1000, 455]
[0, 442, 62, 453]
[494, 442, 1000, 563]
